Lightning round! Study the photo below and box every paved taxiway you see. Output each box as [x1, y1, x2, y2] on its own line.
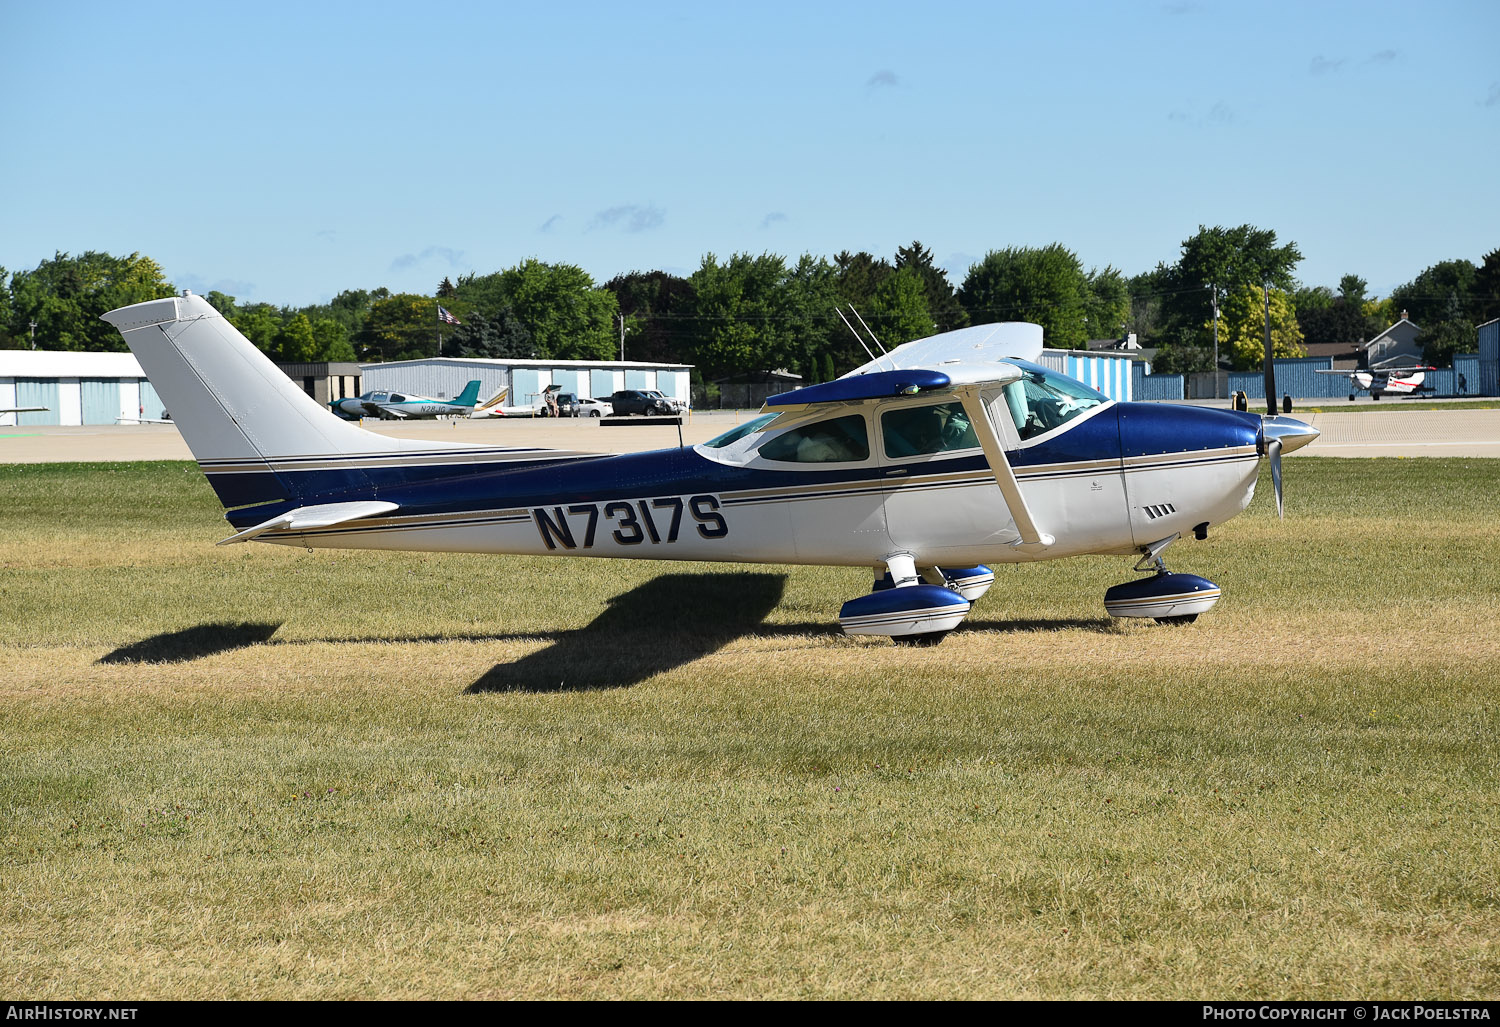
[3, 407, 1500, 463]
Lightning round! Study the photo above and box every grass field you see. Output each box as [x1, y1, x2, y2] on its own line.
[2, 458, 1497, 999]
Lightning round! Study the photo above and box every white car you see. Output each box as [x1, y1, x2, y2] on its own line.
[575, 397, 612, 417]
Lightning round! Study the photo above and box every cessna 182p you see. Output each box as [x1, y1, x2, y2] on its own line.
[330, 379, 483, 420]
[103, 292, 1318, 643]
[1314, 365, 1433, 401]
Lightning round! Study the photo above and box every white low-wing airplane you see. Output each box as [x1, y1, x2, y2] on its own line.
[469, 384, 560, 418]
[1314, 365, 1433, 401]
[330, 380, 483, 419]
[103, 292, 1318, 643]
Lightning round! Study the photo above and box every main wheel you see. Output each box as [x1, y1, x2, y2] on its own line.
[1153, 614, 1198, 625]
[892, 631, 948, 647]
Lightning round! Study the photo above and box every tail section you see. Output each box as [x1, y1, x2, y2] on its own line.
[454, 379, 482, 407]
[102, 293, 488, 508]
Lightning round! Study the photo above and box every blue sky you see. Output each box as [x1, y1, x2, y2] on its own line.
[2, 0, 1495, 307]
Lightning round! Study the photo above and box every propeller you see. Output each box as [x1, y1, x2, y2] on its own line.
[1259, 415, 1320, 519]
[1268, 437, 1284, 519]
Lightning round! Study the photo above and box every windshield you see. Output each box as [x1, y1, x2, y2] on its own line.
[703, 413, 780, 449]
[1001, 365, 1107, 440]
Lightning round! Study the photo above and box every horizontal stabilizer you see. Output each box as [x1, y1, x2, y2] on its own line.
[217, 500, 399, 546]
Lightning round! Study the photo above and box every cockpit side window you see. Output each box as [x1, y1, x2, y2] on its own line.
[758, 413, 870, 463]
[881, 402, 979, 458]
[1001, 369, 1106, 440]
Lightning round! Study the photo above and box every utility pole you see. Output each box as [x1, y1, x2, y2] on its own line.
[1263, 280, 1277, 416]
[619, 314, 625, 361]
[1210, 284, 1220, 398]
[28, 320, 37, 350]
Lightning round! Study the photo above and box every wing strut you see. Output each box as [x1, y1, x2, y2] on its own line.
[953, 384, 1053, 553]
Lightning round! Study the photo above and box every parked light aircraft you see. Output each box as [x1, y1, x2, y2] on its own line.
[103, 292, 1319, 643]
[1314, 366, 1433, 401]
[469, 384, 560, 418]
[330, 380, 483, 419]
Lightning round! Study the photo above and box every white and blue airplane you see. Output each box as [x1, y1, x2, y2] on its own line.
[330, 379, 483, 420]
[1314, 365, 1433, 401]
[103, 292, 1318, 644]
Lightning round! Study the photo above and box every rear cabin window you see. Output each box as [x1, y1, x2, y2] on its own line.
[881, 402, 979, 458]
[758, 414, 870, 463]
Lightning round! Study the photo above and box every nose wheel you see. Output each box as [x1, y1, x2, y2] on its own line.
[1105, 534, 1220, 624]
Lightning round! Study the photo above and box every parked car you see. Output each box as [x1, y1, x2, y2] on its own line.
[608, 389, 681, 416]
[529, 391, 581, 417]
[575, 396, 611, 417]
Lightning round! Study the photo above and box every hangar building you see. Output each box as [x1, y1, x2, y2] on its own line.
[0, 350, 164, 426]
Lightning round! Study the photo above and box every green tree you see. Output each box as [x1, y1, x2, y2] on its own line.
[356, 294, 438, 362]
[454, 261, 616, 361]
[867, 268, 933, 349]
[894, 241, 967, 334]
[776, 254, 841, 377]
[311, 318, 356, 362]
[1420, 292, 1476, 367]
[958, 244, 1089, 349]
[1083, 265, 1131, 342]
[832, 251, 893, 310]
[0, 267, 13, 347]
[604, 270, 698, 364]
[273, 313, 317, 362]
[1296, 275, 1378, 347]
[448, 308, 534, 359]
[206, 291, 239, 318]
[8, 251, 175, 351]
[1390, 259, 1478, 329]
[1214, 286, 1305, 370]
[1473, 248, 1500, 324]
[1152, 225, 1302, 352]
[688, 253, 793, 380]
[229, 304, 282, 354]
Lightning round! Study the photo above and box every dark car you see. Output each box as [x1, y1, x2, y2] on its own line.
[608, 389, 680, 416]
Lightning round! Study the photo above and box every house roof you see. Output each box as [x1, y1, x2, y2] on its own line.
[1362, 318, 1420, 350]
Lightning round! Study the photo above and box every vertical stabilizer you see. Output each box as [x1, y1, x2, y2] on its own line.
[102, 293, 484, 506]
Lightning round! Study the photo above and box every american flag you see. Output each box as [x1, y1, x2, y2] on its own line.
[437, 305, 462, 326]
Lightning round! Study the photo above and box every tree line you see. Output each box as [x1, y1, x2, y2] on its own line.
[3, 229, 1497, 392]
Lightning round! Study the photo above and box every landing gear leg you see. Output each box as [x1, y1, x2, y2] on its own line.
[1104, 534, 1221, 624]
[838, 552, 972, 643]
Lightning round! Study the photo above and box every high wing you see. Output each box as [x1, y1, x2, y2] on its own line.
[1314, 366, 1433, 377]
[768, 360, 1054, 553]
[841, 322, 1044, 378]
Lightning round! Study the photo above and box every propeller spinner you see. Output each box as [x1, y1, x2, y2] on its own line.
[1259, 415, 1320, 518]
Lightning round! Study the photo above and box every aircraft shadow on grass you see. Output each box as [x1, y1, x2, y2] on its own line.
[94, 581, 1106, 678]
[466, 571, 787, 694]
[98, 621, 284, 664]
